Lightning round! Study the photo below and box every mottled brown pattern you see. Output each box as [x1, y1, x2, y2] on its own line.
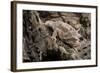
[23, 10, 91, 62]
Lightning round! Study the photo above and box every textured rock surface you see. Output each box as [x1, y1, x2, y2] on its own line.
[23, 10, 91, 62]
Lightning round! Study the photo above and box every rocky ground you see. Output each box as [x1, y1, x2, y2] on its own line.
[23, 10, 91, 62]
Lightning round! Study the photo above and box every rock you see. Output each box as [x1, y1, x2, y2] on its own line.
[23, 10, 91, 62]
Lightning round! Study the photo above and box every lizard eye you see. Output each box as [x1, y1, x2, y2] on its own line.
[46, 26, 54, 36]
[38, 28, 42, 32]
[79, 37, 83, 41]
